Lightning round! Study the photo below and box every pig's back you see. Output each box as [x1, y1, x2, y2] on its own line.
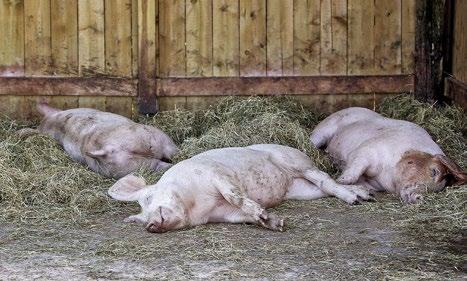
[161, 147, 292, 208]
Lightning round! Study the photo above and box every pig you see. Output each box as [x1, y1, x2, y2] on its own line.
[310, 107, 467, 204]
[108, 144, 372, 233]
[22, 103, 178, 178]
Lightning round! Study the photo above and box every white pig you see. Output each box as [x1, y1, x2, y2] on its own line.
[24, 103, 178, 178]
[108, 144, 372, 233]
[310, 107, 467, 203]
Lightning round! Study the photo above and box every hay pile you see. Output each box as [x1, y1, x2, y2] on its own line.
[0, 95, 465, 225]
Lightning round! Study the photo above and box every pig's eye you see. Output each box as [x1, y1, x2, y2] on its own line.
[431, 168, 440, 178]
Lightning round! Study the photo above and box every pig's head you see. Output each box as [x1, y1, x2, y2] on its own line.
[395, 150, 467, 203]
[108, 175, 188, 233]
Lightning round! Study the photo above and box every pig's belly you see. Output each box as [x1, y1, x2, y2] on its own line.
[62, 137, 86, 164]
[237, 164, 291, 208]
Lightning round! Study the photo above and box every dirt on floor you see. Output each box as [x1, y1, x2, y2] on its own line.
[0, 193, 465, 280]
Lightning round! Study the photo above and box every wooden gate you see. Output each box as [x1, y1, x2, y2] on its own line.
[0, 0, 416, 119]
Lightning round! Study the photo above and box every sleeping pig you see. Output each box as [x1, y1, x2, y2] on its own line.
[310, 107, 467, 203]
[21, 103, 178, 178]
[108, 144, 372, 233]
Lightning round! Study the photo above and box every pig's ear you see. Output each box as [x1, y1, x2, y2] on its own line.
[434, 155, 467, 186]
[86, 149, 107, 158]
[108, 174, 148, 201]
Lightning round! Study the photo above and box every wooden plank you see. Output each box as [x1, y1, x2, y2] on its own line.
[401, 0, 416, 74]
[159, 0, 186, 77]
[78, 0, 105, 76]
[0, 77, 137, 96]
[105, 0, 133, 77]
[78, 96, 107, 111]
[414, 0, 446, 101]
[105, 97, 134, 118]
[266, 0, 293, 76]
[24, 0, 52, 76]
[0, 0, 24, 76]
[320, 0, 348, 75]
[186, 0, 213, 77]
[157, 96, 187, 111]
[452, 0, 467, 83]
[374, 0, 402, 74]
[240, 0, 266, 76]
[348, 0, 374, 75]
[51, 0, 79, 76]
[156, 75, 414, 96]
[213, 0, 240, 76]
[132, 0, 139, 78]
[444, 77, 467, 110]
[0, 96, 25, 119]
[138, 0, 158, 113]
[293, 0, 321, 75]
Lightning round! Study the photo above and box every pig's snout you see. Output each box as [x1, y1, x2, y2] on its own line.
[145, 222, 166, 233]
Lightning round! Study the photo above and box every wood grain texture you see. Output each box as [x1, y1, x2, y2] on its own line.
[105, 0, 133, 77]
[105, 96, 134, 118]
[0, 77, 137, 96]
[24, 0, 52, 76]
[401, 0, 415, 74]
[78, 96, 107, 111]
[293, 0, 321, 75]
[452, 0, 467, 83]
[374, 0, 401, 74]
[186, 0, 213, 77]
[156, 75, 414, 96]
[213, 0, 240, 76]
[240, 0, 266, 76]
[266, 0, 293, 76]
[138, 0, 158, 113]
[320, 0, 347, 75]
[0, 0, 24, 76]
[348, 0, 374, 75]
[78, 0, 105, 76]
[51, 0, 78, 76]
[159, 0, 186, 77]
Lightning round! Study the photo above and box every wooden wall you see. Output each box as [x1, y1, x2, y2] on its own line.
[156, 0, 415, 78]
[0, 0, 417, 118]
[444, 0, 466, 109]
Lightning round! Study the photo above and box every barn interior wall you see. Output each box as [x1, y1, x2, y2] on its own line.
[0, 0, 417, 119]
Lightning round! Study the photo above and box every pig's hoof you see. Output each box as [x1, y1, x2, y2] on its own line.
[261, 213, 284, 232]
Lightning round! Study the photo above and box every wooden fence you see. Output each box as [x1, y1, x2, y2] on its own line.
[0, 0, 417, 119]
[444, 0, 466, 108]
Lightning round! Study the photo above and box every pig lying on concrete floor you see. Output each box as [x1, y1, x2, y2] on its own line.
[20, 103, 178, 178]
[310, 107, 467, 204]
[108, 144, 372, 233]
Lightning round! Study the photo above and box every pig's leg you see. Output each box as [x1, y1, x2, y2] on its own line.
[286, 178, 328, 200]
[337, 158, 369, 185]
[151, 160, 172, 171]
[304, 169, 371, 204]
[215, 182, 284, 231]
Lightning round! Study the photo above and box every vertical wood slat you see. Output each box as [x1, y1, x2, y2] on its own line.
[159, 0, 186, 77]
[186, 0, 213, 77]
[348, 0, 374, 75]
[0, 0, 24, 76]
[78, 0, 105, 76]
[138, 0, 158, 113]
[132, 0, 139, 78]
[293, 0, 320, 75]
[320, 0, 347, 75]
[105, 0, 133, 77]
[51, 0, 78, 76]
[240, 0, 266, 76]
[266, 0, 293, 76]
[401, 0, 415, 74]
[213, 0, 240, 77]
[24, 0, 52, 76]
[452, 0, 467, 83]
[374, 0, 401, 74]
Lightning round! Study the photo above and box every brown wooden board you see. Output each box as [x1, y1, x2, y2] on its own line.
[0, 77, 137, 96]
[444, 77, 467, 110]
[157, 75, 414, 97]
